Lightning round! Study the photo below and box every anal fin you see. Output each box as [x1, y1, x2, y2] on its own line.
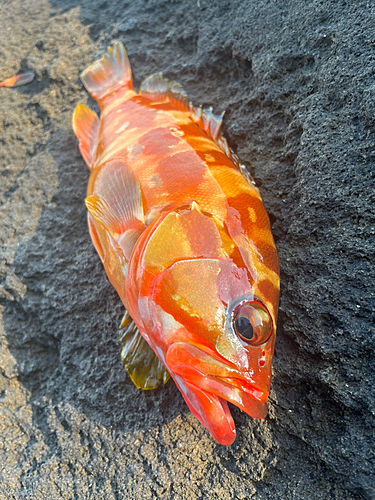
[73, 103, 99, 169]
[118, 311, 170, 390]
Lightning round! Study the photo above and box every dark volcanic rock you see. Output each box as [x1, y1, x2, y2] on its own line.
[0, 1, 374, 499]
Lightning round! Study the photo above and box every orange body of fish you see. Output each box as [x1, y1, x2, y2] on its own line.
[73, 42, 279, 446]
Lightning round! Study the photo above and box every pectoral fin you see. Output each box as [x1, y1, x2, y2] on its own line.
[85, 159, 145, 236]
[118, 311, 170, 390]
[85, 194, 124, 235]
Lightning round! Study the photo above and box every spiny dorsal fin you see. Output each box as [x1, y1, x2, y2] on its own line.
[85, 160, 144, 235]
[81, 41, 133, 102]
[139, 73, 255, 184]
[119, 311, 170, 390]
[189, 105, 254, 181]
[72, 103, 99, 169]
[189, 105, 224, 143]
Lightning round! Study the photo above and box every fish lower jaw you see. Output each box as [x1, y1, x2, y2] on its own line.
[182, 371, 268, 420]
[178, 377, 237, 446]
[176, 376, 267, 446]
[169, 366, 268, 445]
[166, 342, 269, 419]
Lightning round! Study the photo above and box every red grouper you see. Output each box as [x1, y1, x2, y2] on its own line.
[73, 41, 280, 445]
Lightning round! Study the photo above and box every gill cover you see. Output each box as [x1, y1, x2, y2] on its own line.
[126, 202, 253, 369]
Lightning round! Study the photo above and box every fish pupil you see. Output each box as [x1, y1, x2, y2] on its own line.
[236, 315, 254, 340]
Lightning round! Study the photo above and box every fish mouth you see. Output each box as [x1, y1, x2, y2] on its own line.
[165, 342, 268, 445]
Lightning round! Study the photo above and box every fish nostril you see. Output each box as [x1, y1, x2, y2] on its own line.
[259, 358, 266, 367]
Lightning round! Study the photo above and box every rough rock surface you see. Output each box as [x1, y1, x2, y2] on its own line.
[0, 0, 374, 499]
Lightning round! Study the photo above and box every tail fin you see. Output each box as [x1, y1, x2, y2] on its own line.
[81, 41, 133, 101]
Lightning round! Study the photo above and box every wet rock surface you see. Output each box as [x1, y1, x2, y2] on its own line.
[0, 0, 374, 498]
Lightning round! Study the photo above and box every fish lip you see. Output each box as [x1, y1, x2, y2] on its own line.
[186, 372, 268, 406]
[216, 375, 268, 403]
[166, 342, 269, 417]
[194, 345, 268, 402]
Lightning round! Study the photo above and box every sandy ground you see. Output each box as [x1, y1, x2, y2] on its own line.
[0, 0, 374, 499]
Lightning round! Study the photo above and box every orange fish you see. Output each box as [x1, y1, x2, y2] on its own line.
[73, 42, 279, 445]
[0, 72, 34, 88]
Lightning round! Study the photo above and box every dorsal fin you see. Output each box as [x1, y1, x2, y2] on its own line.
[139, 72, 189, 109]
[189, 105, 224, 143]
[139, 73, 224, 142]
[139, 73, 255, 184]
[189, 105, 255, 181]
[81, 41, 133, 102]
[72, 103, 99, 169]
[85, 159, 144, 235]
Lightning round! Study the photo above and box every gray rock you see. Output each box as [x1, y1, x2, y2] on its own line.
[0, 0, 373, 498]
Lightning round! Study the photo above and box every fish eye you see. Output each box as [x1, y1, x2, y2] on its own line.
[232, 300, 273, 346]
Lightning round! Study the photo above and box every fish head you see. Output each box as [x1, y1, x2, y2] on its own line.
[127, 202, 279, 445]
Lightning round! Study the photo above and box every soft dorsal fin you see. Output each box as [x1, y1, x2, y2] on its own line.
[139, 73, 255, 183]
[81, 41, 133, 102]
[139, 73, 225, 141]
[139, 72, 189, 109]
[72, 103, 99, 169]
[118, 311, 170, 390]
[85, 159, 144, 235]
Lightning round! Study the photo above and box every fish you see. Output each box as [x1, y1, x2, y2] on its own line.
[0, 72, 34, 88]
[73, 41, 279, 446]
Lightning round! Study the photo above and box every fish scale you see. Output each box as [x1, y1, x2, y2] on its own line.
[73, 41, 279, 445]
